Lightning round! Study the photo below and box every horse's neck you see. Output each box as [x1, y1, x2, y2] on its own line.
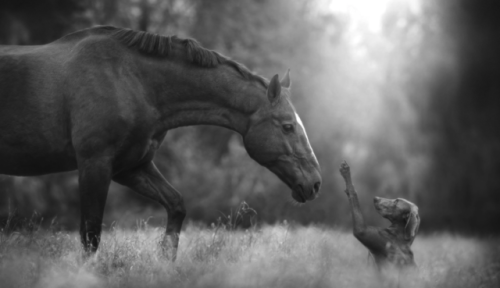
[148, 62, 266, 135]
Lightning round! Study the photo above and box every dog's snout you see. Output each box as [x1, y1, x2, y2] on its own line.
[313, 181, 321, 194]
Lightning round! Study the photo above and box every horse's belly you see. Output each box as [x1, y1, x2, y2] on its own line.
[0, 147, 77, 176]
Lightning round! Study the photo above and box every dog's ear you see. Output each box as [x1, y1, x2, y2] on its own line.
[405, 206, 420, 241]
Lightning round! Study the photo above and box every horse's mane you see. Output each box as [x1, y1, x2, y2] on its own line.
[86, 26, 268, 88]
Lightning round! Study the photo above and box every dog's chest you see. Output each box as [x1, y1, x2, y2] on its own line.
[384, 241, 415, 266]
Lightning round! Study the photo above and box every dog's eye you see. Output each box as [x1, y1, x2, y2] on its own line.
[282, 124, 294, 133]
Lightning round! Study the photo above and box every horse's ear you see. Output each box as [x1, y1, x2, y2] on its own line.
[405, 206, 420, 242]
[280, 69, 291, 88]
[267, 74, 281, 105]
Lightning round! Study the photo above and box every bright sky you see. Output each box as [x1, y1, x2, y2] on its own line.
[318, 0, 421, 32]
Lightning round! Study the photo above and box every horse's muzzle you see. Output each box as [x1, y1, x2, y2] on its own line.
[292, 177, 321, 203]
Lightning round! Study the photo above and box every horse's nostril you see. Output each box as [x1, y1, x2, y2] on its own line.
[313, 182, 321, 193]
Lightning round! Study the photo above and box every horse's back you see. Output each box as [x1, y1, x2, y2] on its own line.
[0, 31, 116, 176]
[0, 41, 79, 175]
[0, 29, 157, 176]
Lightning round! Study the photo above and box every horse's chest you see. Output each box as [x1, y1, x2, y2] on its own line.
[112, 135, 163, 171]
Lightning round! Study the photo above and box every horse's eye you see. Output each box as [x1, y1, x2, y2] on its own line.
[282, 124, 294, 133]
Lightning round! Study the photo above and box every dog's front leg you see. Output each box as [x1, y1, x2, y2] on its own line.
[339, 161, 367, 237]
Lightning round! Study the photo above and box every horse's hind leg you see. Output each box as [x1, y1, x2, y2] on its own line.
[113, 161, 186, 260]
[77, 156, 112, 253]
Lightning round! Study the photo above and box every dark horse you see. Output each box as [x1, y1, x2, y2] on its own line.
[0, 26, 322, 258]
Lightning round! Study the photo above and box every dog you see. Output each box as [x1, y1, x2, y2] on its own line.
[339, 161, 420, 269]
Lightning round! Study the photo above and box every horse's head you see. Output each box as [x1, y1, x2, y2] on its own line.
[243, 71, 322, 203]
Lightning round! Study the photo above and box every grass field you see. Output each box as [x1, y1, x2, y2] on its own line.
[0, 220, 499, 288]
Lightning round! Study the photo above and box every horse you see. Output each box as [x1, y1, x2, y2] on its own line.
[0, 26, 322, 259]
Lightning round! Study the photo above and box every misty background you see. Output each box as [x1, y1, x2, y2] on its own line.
[0, 0, 499, 234]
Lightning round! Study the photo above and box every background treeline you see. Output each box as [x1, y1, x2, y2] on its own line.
[1, 0, 499, 233]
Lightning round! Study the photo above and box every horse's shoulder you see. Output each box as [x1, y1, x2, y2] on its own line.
[63, 38, 131, 71]
[53, 27, 128, 62]
[54, 26, 118, 44]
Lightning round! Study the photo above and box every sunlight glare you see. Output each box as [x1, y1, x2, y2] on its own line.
[310, 0, 424, 165]
[321, 0, 416, 32]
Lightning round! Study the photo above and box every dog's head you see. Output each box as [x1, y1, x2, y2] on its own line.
[374, 197, 420, 241]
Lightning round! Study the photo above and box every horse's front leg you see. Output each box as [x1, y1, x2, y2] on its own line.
[77, 155, 113, 253]
[113, 161, 186, 260]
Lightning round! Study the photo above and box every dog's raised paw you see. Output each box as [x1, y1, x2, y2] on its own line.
[339, 161, 350, 176]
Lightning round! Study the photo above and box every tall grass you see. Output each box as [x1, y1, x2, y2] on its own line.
[0, 217, 498, 288]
